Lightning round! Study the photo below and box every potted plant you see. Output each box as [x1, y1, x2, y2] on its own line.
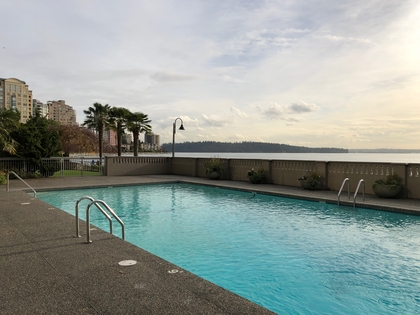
[247, 168, 267, 184]
[0, 171, 6, 185]
[204, 157, 225, 180]
[372, 173, 403, 198]
[298, 171, 322, 190]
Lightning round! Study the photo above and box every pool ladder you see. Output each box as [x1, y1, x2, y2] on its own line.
[337, 178, 365, 208]
[75, 196, 125, 243]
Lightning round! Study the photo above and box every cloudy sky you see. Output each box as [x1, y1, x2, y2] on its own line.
[1, 0, 419, 149]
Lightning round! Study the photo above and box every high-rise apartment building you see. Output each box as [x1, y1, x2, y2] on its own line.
[103, 129, 117, 146]
[144, 133, 160, 146]
[144, 133, 160, 150]
[0, 77, 33, 123]
[33, 99, 49, 118]
[124, 133, 133, 144]
[47, 100, 78, 125]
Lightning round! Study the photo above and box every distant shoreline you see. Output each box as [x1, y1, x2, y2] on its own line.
[349, 149, 420, 154]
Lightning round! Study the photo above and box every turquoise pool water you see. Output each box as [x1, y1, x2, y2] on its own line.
[37, 183, 420, 314]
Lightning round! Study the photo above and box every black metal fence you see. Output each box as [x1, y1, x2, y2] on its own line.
[0, 157, 104, 178]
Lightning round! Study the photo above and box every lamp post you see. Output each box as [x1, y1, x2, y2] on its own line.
[172, 117, 185, 158]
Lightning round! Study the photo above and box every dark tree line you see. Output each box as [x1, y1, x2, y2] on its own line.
[0, 110, 63, 176]
[0, 103, 152, 176]
[161, 141, 348, 153]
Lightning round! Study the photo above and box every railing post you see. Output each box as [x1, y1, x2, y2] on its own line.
[81, 157, 84, 177]
[353, 179, 365, 208]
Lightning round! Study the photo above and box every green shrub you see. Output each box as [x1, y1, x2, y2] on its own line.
[0, 171, 6, 184]
[204, 157, 225, 175]
[373, 173, 403, 187]
[247, 168, 267, 184]
[298, 171, 322, 190]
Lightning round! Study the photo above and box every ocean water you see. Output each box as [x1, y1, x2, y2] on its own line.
[37, 183, 420, 315]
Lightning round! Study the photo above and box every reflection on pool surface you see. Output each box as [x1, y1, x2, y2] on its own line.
[38, 183, 420, 314]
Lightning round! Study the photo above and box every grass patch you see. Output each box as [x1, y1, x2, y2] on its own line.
[52, 170, 102, 177]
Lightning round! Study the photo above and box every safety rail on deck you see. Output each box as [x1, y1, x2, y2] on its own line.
[75, 196, 112, 238]
[353, 179, 365, 208]
[337, 178, 350, 206]
[85, 199, 125, 244]
[6, 171, 36, 197]
[75, 196, 125, 243]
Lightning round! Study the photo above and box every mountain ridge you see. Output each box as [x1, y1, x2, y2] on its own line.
[161, 141, 348, 153]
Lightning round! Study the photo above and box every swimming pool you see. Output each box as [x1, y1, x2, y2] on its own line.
[37, 183, 420, 314]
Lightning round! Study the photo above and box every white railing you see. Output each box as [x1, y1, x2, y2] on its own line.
[0, 157, 104, 178]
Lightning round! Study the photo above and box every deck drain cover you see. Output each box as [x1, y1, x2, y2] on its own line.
[118, 260, 137, 266]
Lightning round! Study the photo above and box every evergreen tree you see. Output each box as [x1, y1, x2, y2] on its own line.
[0, 108, 20, 155]
[11, 112, 62, 176]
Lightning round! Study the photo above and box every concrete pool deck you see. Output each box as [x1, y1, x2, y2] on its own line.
[2, 175, 420, 314]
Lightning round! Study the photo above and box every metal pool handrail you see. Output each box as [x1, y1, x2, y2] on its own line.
[337, 178, 350, 206]
[85, 199, 125, 244]
[7, 171, 36, 197]
[353, 179, 365, 208]
[75, 196, 112, 238]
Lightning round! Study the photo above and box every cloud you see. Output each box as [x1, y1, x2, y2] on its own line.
[229, 134, 246, 140]
[150, 72, 195, 83]
[1, 0, 419, 149]
[222, 75, 243, 83]
[321, 35, 374, 45]
[282, 28, 311, 34]
[156, 116, 199, 129]
[245, 30, 297, 48]
[263, 104, 286, 118]
[230, 107, 248, 118]
[262, 101, 319, 119]
[289, 102, 320, 113]
[202, 114, 230, 127]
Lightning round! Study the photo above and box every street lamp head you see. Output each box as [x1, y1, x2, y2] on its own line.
[172, 117, 185, 158]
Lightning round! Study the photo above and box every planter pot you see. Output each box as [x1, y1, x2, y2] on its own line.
[300, 180, 313, 190]
[248, 176, 265, 184]
[373, 184, 402, 198]
[207, 171, 222, 180]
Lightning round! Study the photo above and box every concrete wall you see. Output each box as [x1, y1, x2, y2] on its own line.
[105, 157, 420, 199]
[105, 157, 171, 176]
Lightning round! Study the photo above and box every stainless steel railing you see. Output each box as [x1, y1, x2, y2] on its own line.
[337, 178, 350, 206]
[75, 196, 125, 243]
[353, 179, 365, 208]
[6, 171, 36, 197]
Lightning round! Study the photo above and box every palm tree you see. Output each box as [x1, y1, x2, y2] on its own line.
[126, 112, 152, 156]
[0, 108, 20, 155]
[109, 107, 130, 156]
[83, 103, 110, 164]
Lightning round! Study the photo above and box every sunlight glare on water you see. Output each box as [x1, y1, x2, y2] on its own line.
[37, 183, 420, 314]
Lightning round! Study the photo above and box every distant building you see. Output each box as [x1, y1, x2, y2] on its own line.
[33, 99, 48, 118]
[47, 100, 78, 125]
[0, 77, 33, 123]
[144, 133, 161, 150]
[123, 133, 132, 145]
[103, 129, 117, 146]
